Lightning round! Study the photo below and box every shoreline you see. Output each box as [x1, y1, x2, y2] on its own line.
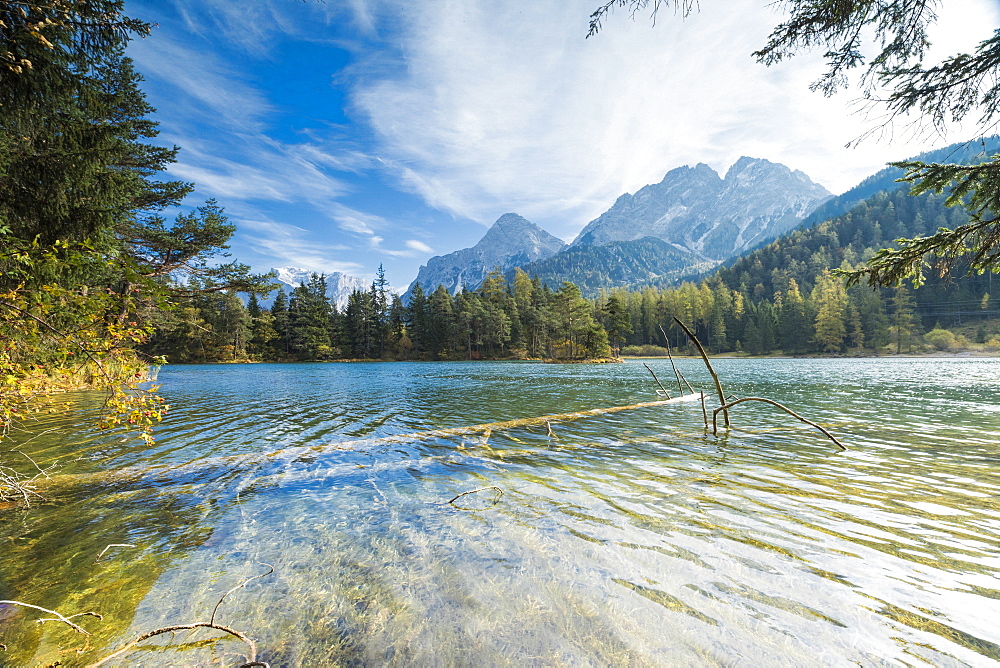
[625, 351, 1000, 360]
[162, 350, 1000, 365]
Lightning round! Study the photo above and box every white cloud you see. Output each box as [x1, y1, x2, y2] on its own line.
[240, 218, 362, 274]
[405, 239, 433, 253]
[170, 0, 350, 53]
[129, 37, 273, 132]
[167, 137, 360, 203]
[128, 0, 1000, 287]
[328, 204, 389, 238]
[351, 0, 1000, 241]
[381, 239, 436, 258]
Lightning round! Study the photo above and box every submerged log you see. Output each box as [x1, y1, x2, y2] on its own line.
[34, 394, 705, 493]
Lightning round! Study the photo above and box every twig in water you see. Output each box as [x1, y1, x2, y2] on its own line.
[643, 363, 671, 399]
[699, 392, 709, 431]
[211, 564, 274, 626]
[0, 600, 101, 635]
[7, 427, 60, 449]
[448, 486, 503, 508]
[0, 448, 50, 507]
[711, 397, 847, 450]
[95, 543, 135, 563]
[88, 565, 274, 667]
[87, 622, 262, 668]
[0, 467, 38, 506]
[8, 448, 53, 479]
[659, 324, 694, 394]
[674, 318, 729, 427]
[545, 420, 554, 437]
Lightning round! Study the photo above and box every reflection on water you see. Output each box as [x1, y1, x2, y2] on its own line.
[1, 359, 1000, 665]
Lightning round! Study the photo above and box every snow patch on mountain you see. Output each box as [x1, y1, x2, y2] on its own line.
[262, 267, 392, 310]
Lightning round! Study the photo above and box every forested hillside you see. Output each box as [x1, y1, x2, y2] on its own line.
[798, 137, 1000, 229]
[510, 237, 709, 296]
[716, 186, 996, 330]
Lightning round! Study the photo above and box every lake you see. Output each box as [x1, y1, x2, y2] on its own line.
[1, 358, 999, 666]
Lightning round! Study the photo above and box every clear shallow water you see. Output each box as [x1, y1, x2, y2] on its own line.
[1, 358, 1000, 666]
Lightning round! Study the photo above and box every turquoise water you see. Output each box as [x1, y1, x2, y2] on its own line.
[1, 359, 999, 665]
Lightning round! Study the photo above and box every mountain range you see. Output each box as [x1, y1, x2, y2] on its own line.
[269, 142, 998, 304]
[571, 157, 831, 258]
[406, 157, 831, 297]
[261, 267, 382, 309]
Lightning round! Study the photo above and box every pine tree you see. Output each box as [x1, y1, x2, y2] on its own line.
[406, 283, 429, 357]
[552, 282, 603, 359]
[778, 279, 811, 354]
[345, 288, 376, 358]
[247, 294, 277, 358]
[372, 264, 390, 356]
[427, 285, 454, 358]
[270, 290, 291, 357]
[847, 304, 865, 355]
[512, 269, 544, 357]
[812, 269, 847, 353]
[891, 286, 919, 354]
[388, 295, 406, 356]
[601, 293, 632, 356]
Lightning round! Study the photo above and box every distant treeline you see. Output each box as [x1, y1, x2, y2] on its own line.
[143, 267, 616, 362]
[144, 181, 1000, 363]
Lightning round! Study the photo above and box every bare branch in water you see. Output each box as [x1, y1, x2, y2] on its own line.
[211, 564, 274, 626]
[712, 397, 847, 450]
[673, 318, 729, 427]
[88, 566, 274, 667]
[658, 324, 694, 394]
[87, 622, 263, 667]
[0, 600, 101, 635]
[448, 486, 504, 508]
[699, 392, 709, 431]
[643, 363, 671, 399]
[95, 543, 135, 563]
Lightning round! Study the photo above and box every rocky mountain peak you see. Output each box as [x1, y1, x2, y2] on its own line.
[724, 156, 763, 179]
[406, 213, 565, 298]
[489, 212, 532, 230]
[570, 157, 831, 260]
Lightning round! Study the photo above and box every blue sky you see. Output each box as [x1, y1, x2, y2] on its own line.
[124, 0, 1000, 290]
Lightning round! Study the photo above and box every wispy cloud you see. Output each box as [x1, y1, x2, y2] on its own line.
[127, 0, 1000, 288]
[382, 239, 436, 258]
[328, 204, 387, 238]
[129, 37, 273, 132]
[405, 239, 433, 253]
[164, 137, 360, 204]
[351, 0, 1000, 240]
[240, 218, 362, 274]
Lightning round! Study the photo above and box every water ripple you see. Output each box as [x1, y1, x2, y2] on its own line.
[2, 358, 999, 666]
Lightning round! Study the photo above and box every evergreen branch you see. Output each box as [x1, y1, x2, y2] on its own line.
[838, 217, 1000, 287]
